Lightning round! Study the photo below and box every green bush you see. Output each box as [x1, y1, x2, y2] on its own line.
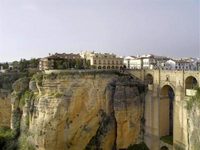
[18, 135, 35, 150]
[19, 90, 34, 108]
[54, 92, 64, 98]
[0, 127, 14, 140]
[160, 135, 173, 145]
[0, 126, 17, 149]
[32, 73, 43, 86]
[127, 142, 149, 150]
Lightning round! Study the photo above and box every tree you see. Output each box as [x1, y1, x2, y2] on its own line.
[0, 63, 9, 69]
[29, 58, 39, 68]
[19, 59, 29, 72]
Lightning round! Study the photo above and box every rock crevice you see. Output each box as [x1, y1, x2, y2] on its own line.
[11, 73, 146, 150]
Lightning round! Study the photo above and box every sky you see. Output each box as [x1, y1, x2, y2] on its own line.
[0, 0, 199, 62]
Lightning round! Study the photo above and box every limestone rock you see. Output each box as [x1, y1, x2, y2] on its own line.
[188, 105, 200, 150]
[0, 89, 11, 127]
[14, 72, 145, 150]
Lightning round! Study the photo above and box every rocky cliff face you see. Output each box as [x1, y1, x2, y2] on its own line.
[188, 105, 200, 150]
[0, 72, 24, 128]
[0, 89, 11, 127]
[12, 71, 146, 150]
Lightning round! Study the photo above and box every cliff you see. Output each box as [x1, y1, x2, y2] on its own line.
[187, 88, 200, 150]
[0, 72, 27, 128]
[0, 89, 11, 127]
[11, 71, 146, 150]
[188, 105, 200, 150]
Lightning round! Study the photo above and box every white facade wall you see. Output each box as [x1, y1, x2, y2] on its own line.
[124, 56, 142, 69]
[164, 60, 176, 70]
[130, 59, 142, 69]
[175, 62, 197, 70]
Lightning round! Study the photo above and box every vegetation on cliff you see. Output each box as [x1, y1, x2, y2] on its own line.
[0, 76, 36, 150]
[186, 87, 200, 150]
[160, 135, 173, 145]
[0, 73, 27, 91]
[127, 142, 149, 150]
[0, 126, 18, 150]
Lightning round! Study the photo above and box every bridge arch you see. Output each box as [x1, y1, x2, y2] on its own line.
[160, 82, 175, 93]
[185, 76, 198, 96]
[145, 73, 153, 84]
[159, 85, 175, 138]
[185, 76, 198, 89]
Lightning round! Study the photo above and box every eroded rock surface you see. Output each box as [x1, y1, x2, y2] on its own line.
[12, 72, 146, 150]
[0, 89, 11, 127]
[188, 105, 200, 150]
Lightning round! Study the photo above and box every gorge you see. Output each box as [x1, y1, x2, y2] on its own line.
[0, 70, 200, 150]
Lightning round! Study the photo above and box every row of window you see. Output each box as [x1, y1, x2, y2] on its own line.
[95, 55, 116, 58]
[94, 60, 123, 65]
[97, 66, 123, 69]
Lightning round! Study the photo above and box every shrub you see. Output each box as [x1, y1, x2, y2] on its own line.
[186, 87, 200, 111]
[54, 92, 63, 98]
[160, 135, 173, 145]
[127, 142, 149, 150]
[32, 73, 43, 86]
[0, 126, 17, 149]
[18, 135, 35, 150]
[19, 90, 34, 108]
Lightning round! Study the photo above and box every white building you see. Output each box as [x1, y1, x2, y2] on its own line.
[175, 58, 197, 70]
[163, 59, 176, 70]
[141, 54, 155, 69]
[123, 56, 141, 69]
[124, 54, 169, 70]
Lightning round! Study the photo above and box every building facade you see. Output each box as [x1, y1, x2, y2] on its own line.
[174, 58, 197, 71]
[123, 56, 141, 69]
[39, 53, 85, 70]
[80, 51, 123, 69]
[163, 59, 176, 70]
[124, 54, 169, 69]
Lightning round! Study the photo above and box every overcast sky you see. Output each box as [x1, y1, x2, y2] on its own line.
[0, 0, 199, 62]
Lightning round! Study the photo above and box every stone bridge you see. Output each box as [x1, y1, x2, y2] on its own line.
[129, 69, 200, 150]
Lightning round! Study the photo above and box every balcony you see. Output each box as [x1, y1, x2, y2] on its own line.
[186, 89, 197, 96]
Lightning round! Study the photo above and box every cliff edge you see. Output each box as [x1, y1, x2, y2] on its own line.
[11, 71, 146, 150]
